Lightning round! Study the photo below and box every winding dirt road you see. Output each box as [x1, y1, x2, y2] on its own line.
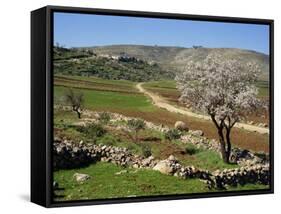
[136, 83, 269, 134]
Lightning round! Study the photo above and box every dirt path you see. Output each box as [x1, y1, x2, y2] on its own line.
[136, 83, 269, 134]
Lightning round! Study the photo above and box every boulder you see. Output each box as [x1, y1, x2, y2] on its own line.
[153, 160, 174, 175]
[175, 121, 189, 131]
[168, 155, 176, 162]
[73, 173, 91, 182]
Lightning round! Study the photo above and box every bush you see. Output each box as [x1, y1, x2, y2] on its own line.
[185, 144, 201, 155]
[127, 119, 146, 142]
[77, 123, 106, 138]
[141, 145, 152, 158]
[97, 134, 117, 146]
[165, 129, 181, 141]
[98, 112, 111, 125]
[127, 119, 146, 131]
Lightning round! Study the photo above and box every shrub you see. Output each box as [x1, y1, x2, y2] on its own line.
[127, 119, 146, 142]
[77, 123, 106, 138]
[185, 144, 201, 155]
[141, 145, 152, 158]
[165, 129, 181, 141]
[98, 112, 111, 125]
[97, 134, 117, 146]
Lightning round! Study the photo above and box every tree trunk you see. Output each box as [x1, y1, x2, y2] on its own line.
[218, 128, 229, 163]
[225, 128, 231, 162]
[76, 110, 81, 119]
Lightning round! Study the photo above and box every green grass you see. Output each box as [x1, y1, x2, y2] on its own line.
[54, 85, 155, 112]
[53, 162, 209, 201]
[181, 149, 238, 171]
[143, 80, 177, 89]
[255, 80, 269, 97]
[54, 162, 269, 201]
[171, 141, 238, 171]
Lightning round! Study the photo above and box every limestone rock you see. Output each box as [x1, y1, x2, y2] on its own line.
[73, 173, 91, 182]
[175, 121, 189, 131]
[153, 160, 174, 175]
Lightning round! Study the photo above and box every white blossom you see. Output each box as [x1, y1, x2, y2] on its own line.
[176, 53, 263, 128]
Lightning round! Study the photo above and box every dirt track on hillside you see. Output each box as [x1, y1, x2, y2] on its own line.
[136, 83, 269, 134]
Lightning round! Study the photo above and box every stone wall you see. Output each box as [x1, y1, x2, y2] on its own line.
[209, 164, 270, 189]
[53, 139, 270, 189]
[53, 139, 158, 170]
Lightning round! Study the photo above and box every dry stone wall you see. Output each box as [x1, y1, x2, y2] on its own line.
[53, 138, 270, 189]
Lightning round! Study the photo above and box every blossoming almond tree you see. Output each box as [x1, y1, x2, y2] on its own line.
[176, 54, 263, 163]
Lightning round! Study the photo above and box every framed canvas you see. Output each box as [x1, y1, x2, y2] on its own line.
[31, 5, 274, 207]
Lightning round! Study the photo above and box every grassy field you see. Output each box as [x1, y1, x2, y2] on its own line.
[54, 75, 269, 153]
[53, 162, 268, 201]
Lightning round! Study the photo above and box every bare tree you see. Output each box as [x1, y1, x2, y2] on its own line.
[64, 88, 84, 119]
[176, 54, 263, 163]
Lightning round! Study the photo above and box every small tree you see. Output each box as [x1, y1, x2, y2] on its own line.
[98, 112, 111, 125]
[64, 88, 84, 119]
[127, 119, 146, 143]
[176, 54, 263, 163]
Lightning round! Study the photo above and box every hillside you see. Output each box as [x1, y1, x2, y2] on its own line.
[53, 47, 173, 82]
[55, 45, 269, 81]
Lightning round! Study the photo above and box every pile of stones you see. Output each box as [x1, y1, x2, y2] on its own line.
[180, 134, 221, 153]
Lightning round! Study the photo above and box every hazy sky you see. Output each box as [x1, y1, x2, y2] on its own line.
[54, 12, 270, 54]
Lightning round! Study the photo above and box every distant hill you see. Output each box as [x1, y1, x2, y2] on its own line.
[53, 47, 174, 82]
[55, 45, 269, 81]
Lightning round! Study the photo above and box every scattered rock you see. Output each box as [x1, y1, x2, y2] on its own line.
[115, 170, 128, 175]
[191, 130, 204, 136]
[73, 173, 91, 182]
[175, 121, 189, 131]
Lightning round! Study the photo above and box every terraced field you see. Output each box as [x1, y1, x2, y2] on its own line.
[54, 75, 269, 153]
[142, 80, 270, 125]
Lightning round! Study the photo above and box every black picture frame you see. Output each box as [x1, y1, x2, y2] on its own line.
[31, 5, 274, 208]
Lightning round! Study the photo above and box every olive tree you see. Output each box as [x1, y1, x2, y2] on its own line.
[64, 88, 84, 119]
[175, 54, 262, 163]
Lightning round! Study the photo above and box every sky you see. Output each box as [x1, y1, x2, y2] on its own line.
[54, 12, 270, 54]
